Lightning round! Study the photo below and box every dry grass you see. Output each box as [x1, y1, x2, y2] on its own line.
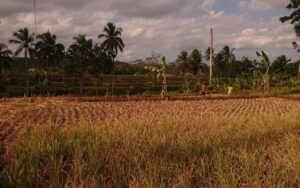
[0, 97, 300, 187]
[1, 96, 299, 142]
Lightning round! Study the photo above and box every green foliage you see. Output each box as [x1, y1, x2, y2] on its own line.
[1, 23, 299, 97]
[256, 51, 271, 92]
[9, 27, 34, 57]
[145, 55, 167, 79]
[256, 51, 270, 68]
[35, 31, 65, 70]
[0, 43, 12, 73]
[280, 0, 300, 37]
[98, 22, 124, 59]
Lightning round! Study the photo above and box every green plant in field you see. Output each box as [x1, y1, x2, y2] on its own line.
[103, 80, 110, 96]
[234, 72, 249, 92]
[256, 51, 271, 93]
[182, 77, 191, 93]
[145, 55, 168, 98]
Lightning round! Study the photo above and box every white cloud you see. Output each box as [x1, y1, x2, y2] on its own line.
[0, 0, 298, 62]
[201, 0, 216, 9]
[240, 0, 287, 11]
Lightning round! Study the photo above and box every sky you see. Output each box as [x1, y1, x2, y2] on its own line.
[0, 0, 298, 62]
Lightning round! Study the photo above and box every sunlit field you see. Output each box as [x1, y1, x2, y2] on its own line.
[1, 0, 300, 187]
[0, 96, 300, 187]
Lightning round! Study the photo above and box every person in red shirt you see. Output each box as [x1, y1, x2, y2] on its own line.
[200, 83, 206, 96]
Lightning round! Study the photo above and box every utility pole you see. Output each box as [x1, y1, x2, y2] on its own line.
[34, 0, 37, 41]
[209, 28, 214, 85]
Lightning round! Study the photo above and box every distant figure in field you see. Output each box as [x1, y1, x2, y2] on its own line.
[228, 84, 233, 95]
[200, 83, 206, 96]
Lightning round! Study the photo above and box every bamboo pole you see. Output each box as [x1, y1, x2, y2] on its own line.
[209, 28, 213, 85]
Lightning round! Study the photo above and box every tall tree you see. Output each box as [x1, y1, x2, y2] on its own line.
[36, 31, 65, 75]
[98, 22, 125, 94]
[215, 45, 236, 78]
[89, 44, 112, 95]
[218, 45, 236, 65]
[270, 55, 291, 87]
[98, 22, 124, 65]
[204, 47, 215, 62]
[189, 49, 202, 76]
[280, 0, 300, 76]
[9, 27, 34, 96]
[176, 51, 190, 75]
[53, 43, 65, 70]
[67, 34, 93, 95]
[280, 0, 300, 37]
[0, 43, 12, 74]
[271, 55, 291, 74]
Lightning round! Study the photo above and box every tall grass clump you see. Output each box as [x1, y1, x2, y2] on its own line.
[1, 112, 300, 187]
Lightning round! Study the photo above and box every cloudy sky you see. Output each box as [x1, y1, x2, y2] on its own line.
[0, 0, 298, 62]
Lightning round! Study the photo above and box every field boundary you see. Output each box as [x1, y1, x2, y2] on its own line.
[46, 94, 300, 102]
[1, 94, 300, 103]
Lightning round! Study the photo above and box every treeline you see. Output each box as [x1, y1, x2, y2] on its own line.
[0, 22, 300, 96]
[0, 22, 125, 96]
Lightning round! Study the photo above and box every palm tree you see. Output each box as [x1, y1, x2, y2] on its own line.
[270, 55, 291, 88]
[204, 47, 214, 62]
[35, 32, 65, 95]
[215, 45, 235, 78]
[219, 45, 236, 64]
[9, 27, 34, 96]
[36, 32, 65, 74]
[89, 44, 112, 95]
[98, 22, 125, 60]
[69, 34, 93, 95]
[176, 51, 190, 75]
[189, 49, 202, 75]
[53, 43, 65, 68]
[271, 55, 291, 74]
[98, 22, 124, 94]
[0, 43, 12, 74]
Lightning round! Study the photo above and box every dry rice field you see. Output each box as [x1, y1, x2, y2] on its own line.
[1, 96, 300, 187]
[0, 96, 300, 144]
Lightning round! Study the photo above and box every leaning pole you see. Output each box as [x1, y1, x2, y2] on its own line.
[209, 28, 213, 85]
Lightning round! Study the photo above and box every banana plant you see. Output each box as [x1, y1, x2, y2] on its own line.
[145, 55, 167, 98]
[256, 51, 270, 93]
